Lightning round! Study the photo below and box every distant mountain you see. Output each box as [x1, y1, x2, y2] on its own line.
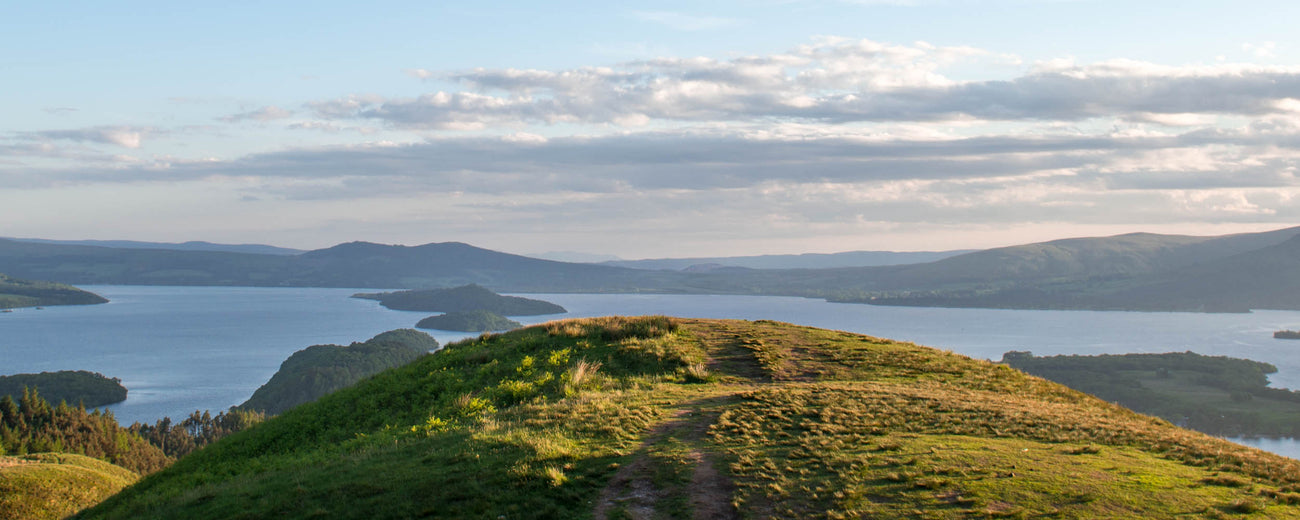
[603, 249, 971, 270]
[828, 226, 1300, 312]
[7, 227, 1300, 312]
[6, 237, 303, 256]
[0, 239, 681, 291]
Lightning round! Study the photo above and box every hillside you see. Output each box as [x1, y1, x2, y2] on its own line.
[0, 239, 678, 291]
[0, 274, 107, 309]
[602, 249, 971, 270]
[81, 318, 1300, 519]
[355, 283, 567, 315]
[0, 453, 138, 520]
[238, 330, 438, 416]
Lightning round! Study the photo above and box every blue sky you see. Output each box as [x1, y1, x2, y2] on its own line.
[4, 1, 1300, 257]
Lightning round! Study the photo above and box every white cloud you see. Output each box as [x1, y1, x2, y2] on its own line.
[22, 126, 157, 149]
[307, 39, 1300, 130]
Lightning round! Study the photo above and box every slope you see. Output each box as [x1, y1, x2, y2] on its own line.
[80, 317, 1300, 519]
[0, 453, 138, 520]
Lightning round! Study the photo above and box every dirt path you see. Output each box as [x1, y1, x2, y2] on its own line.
[592, 396, 741, 520]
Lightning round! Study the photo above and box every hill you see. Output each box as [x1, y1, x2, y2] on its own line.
[0, 372, 126, 409]
[0, 274, 107, 309]
[7, 226, 1300, 312]
[237, 330, 439, 415]
[602, 249, 972, 270]
[355, 284, 567, 315]
[80, 318, 1300, 519]
[0, 239, 678, 291]
[3, 238, 303, 256]
[0, 453, 138, 520]
[416, 310, 522, 332]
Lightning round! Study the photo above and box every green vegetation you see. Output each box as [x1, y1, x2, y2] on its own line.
[354, 283, 567, 315]
[127, 409, 265, 459]
[1275, 330, 1300, 340]
[416, 310, 522, 332]
[0, 388, 168, 474]
[0, 371, 127, 409]
[0, 453, 138, 520]
[237, 329, 438, 415]
[77, 318, 1300, 519]
[1001, 351, 1300, 436]
[0, 274, 107, 309]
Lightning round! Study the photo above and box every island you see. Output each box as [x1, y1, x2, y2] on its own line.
[1001, 350, 1300, 437]
[0, 273, 108, 310]
[238, 329, 438, 415]
[416, 310, 522, 332]
[353, 283, 566, 315]
[0, 370, 127, 408]
[1274, 330, 1300, 340]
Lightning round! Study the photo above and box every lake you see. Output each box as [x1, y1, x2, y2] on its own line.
[3, 285, 1299, 458]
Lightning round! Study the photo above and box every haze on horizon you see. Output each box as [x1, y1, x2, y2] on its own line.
[3, 1, 1300, 258]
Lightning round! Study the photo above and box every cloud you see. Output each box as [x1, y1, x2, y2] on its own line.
[220, 106, 294, 123]
[308, 39, 1300, 130]
[632, 11, 740, 31]
[21, 126, 157, 149]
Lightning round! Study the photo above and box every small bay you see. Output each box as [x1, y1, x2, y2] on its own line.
[3, 286, 1298, 458]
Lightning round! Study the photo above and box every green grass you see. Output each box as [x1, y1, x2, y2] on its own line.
[0, 453, 138, 520]
[76, 317, 1300, 519]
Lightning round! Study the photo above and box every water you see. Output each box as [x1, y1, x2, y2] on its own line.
[3, 286, 1298, 458]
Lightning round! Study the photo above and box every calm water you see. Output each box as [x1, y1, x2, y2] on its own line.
[3, 286, 1299, 458]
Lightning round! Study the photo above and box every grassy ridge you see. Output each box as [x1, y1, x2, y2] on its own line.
[0, 453, 137, 520]
[80, 318, 1300, 519]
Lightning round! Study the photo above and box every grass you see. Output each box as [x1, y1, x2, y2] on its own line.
[75, 317, 1300, 519]
[0, 453, 138, 520]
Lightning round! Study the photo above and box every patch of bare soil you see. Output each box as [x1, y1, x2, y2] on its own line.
[592, 400, 740, 520]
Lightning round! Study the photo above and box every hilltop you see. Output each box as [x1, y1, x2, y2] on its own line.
[80, 318, 1300, 519]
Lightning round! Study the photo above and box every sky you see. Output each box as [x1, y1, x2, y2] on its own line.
[4, 0, 1300, 258]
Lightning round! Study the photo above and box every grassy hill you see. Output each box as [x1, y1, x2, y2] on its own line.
[79, 317, 1300, 519]
[0, 274, 107, 309]
[0, 453, 138, 520]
